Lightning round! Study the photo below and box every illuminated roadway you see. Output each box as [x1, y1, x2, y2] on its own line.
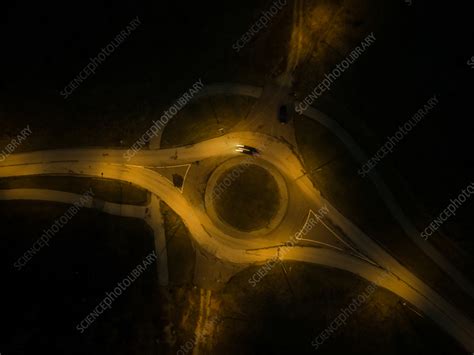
[1, 92, 473, 350]
[199, 83, 474, 300]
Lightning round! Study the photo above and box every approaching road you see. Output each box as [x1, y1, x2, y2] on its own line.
[1, 87, 473, 350]
[199, 83, 474, 301]
[0, 188, 169, 286]
[300, 105, 474, 300]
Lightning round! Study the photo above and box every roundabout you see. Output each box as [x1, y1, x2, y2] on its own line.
[205, 156, 288, 237]
[0, 91, 473, 351]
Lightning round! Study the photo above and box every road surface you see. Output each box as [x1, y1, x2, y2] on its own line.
[1, 86, 473, 350]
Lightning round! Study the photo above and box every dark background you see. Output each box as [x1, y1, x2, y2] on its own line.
[0, 1, 473, 354]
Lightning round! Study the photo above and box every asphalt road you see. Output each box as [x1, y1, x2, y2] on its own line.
[1, 130, 474, 350]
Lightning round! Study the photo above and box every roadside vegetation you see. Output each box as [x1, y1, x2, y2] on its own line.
[212, 262, 465, 354]
[1, 200, 160, 355]
[160, 96, 256, 148]
[294, 117, 474, 318]
[160, 201, 195, 285]
[213, 164, 280, 232]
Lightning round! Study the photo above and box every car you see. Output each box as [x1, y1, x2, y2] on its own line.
[235, 144, 259, 156]
[278, 105, 289, 124]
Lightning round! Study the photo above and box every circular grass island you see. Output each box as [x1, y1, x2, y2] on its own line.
[213, 164, 281, 232]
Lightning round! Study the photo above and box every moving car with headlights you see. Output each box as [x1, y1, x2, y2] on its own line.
[235, 144, 259, 156]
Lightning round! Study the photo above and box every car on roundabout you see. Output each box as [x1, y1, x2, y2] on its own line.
[235, 144, 259, 156]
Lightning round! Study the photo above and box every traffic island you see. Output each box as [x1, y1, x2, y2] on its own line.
[205, 156, 288, 237]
